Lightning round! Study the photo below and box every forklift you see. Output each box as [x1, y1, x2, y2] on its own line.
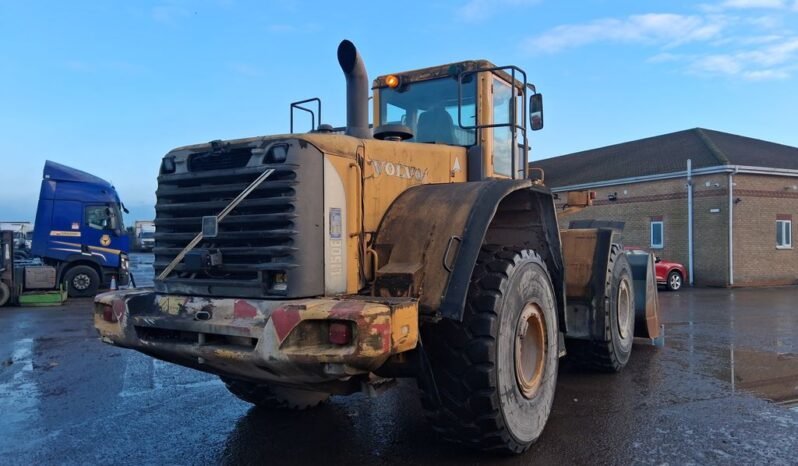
[1, 230, 68, 307]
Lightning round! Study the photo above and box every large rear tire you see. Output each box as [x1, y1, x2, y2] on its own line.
[420, 246, 559, 453]
[221, 377, 329, 410]
[64, 265, 100, 298]
[567, 244, 635, 372]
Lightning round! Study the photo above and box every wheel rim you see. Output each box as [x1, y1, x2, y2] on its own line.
[72, 273, 91, 291]
[670, 274, 681, 289]
[515, 302, 546, 399]
[617, 279, 632, 339]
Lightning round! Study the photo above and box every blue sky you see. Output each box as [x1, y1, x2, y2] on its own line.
[2, 0, 798, 223]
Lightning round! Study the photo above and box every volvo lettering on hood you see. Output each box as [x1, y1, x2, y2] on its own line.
[369, 159, 428, 182]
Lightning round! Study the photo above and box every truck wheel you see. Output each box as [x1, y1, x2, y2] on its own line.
[0, 282, 10, 307]
[420, 246, 559, 453]
[567, 244, 635, 372]
[221, 377, 329, 410]
[64, 265, 100, 297]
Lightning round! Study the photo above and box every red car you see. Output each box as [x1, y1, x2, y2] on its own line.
[624, 247, 688, 291]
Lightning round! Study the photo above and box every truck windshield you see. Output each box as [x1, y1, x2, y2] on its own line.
[379, 77, 476, 146]
[114, 204, 125, 231]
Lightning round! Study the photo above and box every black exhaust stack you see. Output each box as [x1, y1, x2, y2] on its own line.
[337, 40, 371, 139]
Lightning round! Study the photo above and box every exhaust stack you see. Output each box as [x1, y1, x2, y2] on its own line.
[337, 40, 371, 139]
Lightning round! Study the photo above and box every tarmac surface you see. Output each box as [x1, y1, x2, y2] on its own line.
[1, 253, 798, 465]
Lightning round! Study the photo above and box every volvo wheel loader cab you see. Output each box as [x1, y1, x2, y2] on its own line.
[94, 39, 659, 454]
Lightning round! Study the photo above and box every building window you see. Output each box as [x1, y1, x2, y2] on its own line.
[650, 221, 664, 249]
[776, 220, 792, 249]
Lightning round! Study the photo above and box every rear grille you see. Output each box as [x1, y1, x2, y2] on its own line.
[135, 326, 259, 351]
[153, 139, 324, 299]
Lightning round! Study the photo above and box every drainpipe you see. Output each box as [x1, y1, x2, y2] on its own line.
[687, 159, 694, 286]
[728, 169, 736, 286]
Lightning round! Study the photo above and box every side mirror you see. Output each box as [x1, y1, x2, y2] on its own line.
[655, 256, 662, 263]
[529, 93, 543, 131]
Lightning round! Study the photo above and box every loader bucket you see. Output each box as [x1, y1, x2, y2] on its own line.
[626, 253, 660, 339]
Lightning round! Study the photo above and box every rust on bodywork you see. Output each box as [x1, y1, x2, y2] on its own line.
[94, 290, 418, 386]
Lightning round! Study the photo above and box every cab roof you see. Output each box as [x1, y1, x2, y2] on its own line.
[43, 160, 113, 188]
[373, 59, 527, 89]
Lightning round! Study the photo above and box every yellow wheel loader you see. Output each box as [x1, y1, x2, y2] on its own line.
[94, 40, 660, 453]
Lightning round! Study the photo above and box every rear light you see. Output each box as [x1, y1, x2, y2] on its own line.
[102, 305, 117, 323]
[329, 321, 352, 345]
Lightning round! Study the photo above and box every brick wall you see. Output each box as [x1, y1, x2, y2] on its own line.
[554, 173, 730, 286]
[732, 174, 798, 286]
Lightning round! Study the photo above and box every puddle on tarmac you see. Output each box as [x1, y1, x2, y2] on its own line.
[0, 338, 41, 427]
[715, 345, 798, 409]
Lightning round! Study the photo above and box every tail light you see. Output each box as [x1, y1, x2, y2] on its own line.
[329, 321, 352, 345]
[101, 305, 117, 323]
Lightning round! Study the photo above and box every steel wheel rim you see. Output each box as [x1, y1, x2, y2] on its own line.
[617, 279, 632, 339]
[73, 274, 91, 291]
[670, 274, 681, 289]
[515, 302, 546, 399]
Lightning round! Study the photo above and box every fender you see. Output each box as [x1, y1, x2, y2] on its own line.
[372, 180, 565, 325]
[57, 254, 105, 283]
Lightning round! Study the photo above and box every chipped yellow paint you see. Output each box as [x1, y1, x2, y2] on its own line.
[158, 295, 187, 316]
[390, 300, 419, 353]
[213, 348, 250, 361]
[93, 314, 123, 339]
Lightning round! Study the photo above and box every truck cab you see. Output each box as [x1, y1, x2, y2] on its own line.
[31, 161, 130, 297]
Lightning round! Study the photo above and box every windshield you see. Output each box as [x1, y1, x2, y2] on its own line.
[113, 203, 125, 231]
[141, 231, 155, 239]
[379, 77, 476, 146]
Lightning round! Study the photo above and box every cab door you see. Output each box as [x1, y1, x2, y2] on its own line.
[82, 204, 121, 267]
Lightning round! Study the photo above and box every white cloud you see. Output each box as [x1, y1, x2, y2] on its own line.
[523, 4, 798, 81]
[526, 14, 725, 54]
[685, 37, 798, 79]
[721, 0, 785, 8]
[691, 54, 744, 74]
[458, 0, 541, 22]
[742, 68, 791, 78]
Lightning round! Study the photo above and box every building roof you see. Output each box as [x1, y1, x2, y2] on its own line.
[533, 128, 798, 188]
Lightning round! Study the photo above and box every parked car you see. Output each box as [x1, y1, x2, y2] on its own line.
[624, 247, 687, 291]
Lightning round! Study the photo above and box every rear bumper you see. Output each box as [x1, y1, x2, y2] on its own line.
[94, 289, 418, 386]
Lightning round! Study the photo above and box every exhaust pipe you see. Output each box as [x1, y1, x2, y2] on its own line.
[337, 40, 371, 139]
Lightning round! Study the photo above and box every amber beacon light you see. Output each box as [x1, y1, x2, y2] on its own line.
[385, 74, 400, 88]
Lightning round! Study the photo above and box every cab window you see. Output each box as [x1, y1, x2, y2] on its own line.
[85, 205, 114, 230]
[492, 76, 515, 177]
[379, 77, 477, 146]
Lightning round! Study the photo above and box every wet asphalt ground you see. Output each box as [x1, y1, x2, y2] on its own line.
[1, 253, 798, 465]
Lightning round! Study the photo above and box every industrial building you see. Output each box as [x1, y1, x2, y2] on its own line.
[535, 128, 798, 287]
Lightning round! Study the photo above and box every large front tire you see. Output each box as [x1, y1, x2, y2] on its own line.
[421, 246, 559, 453]
[221, 378, 329, 410]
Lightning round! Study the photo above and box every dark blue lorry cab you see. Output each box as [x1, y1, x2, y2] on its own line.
[31, 161, 130, 297]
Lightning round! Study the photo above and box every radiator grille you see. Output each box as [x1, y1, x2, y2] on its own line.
[153, 139, 324, 298]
